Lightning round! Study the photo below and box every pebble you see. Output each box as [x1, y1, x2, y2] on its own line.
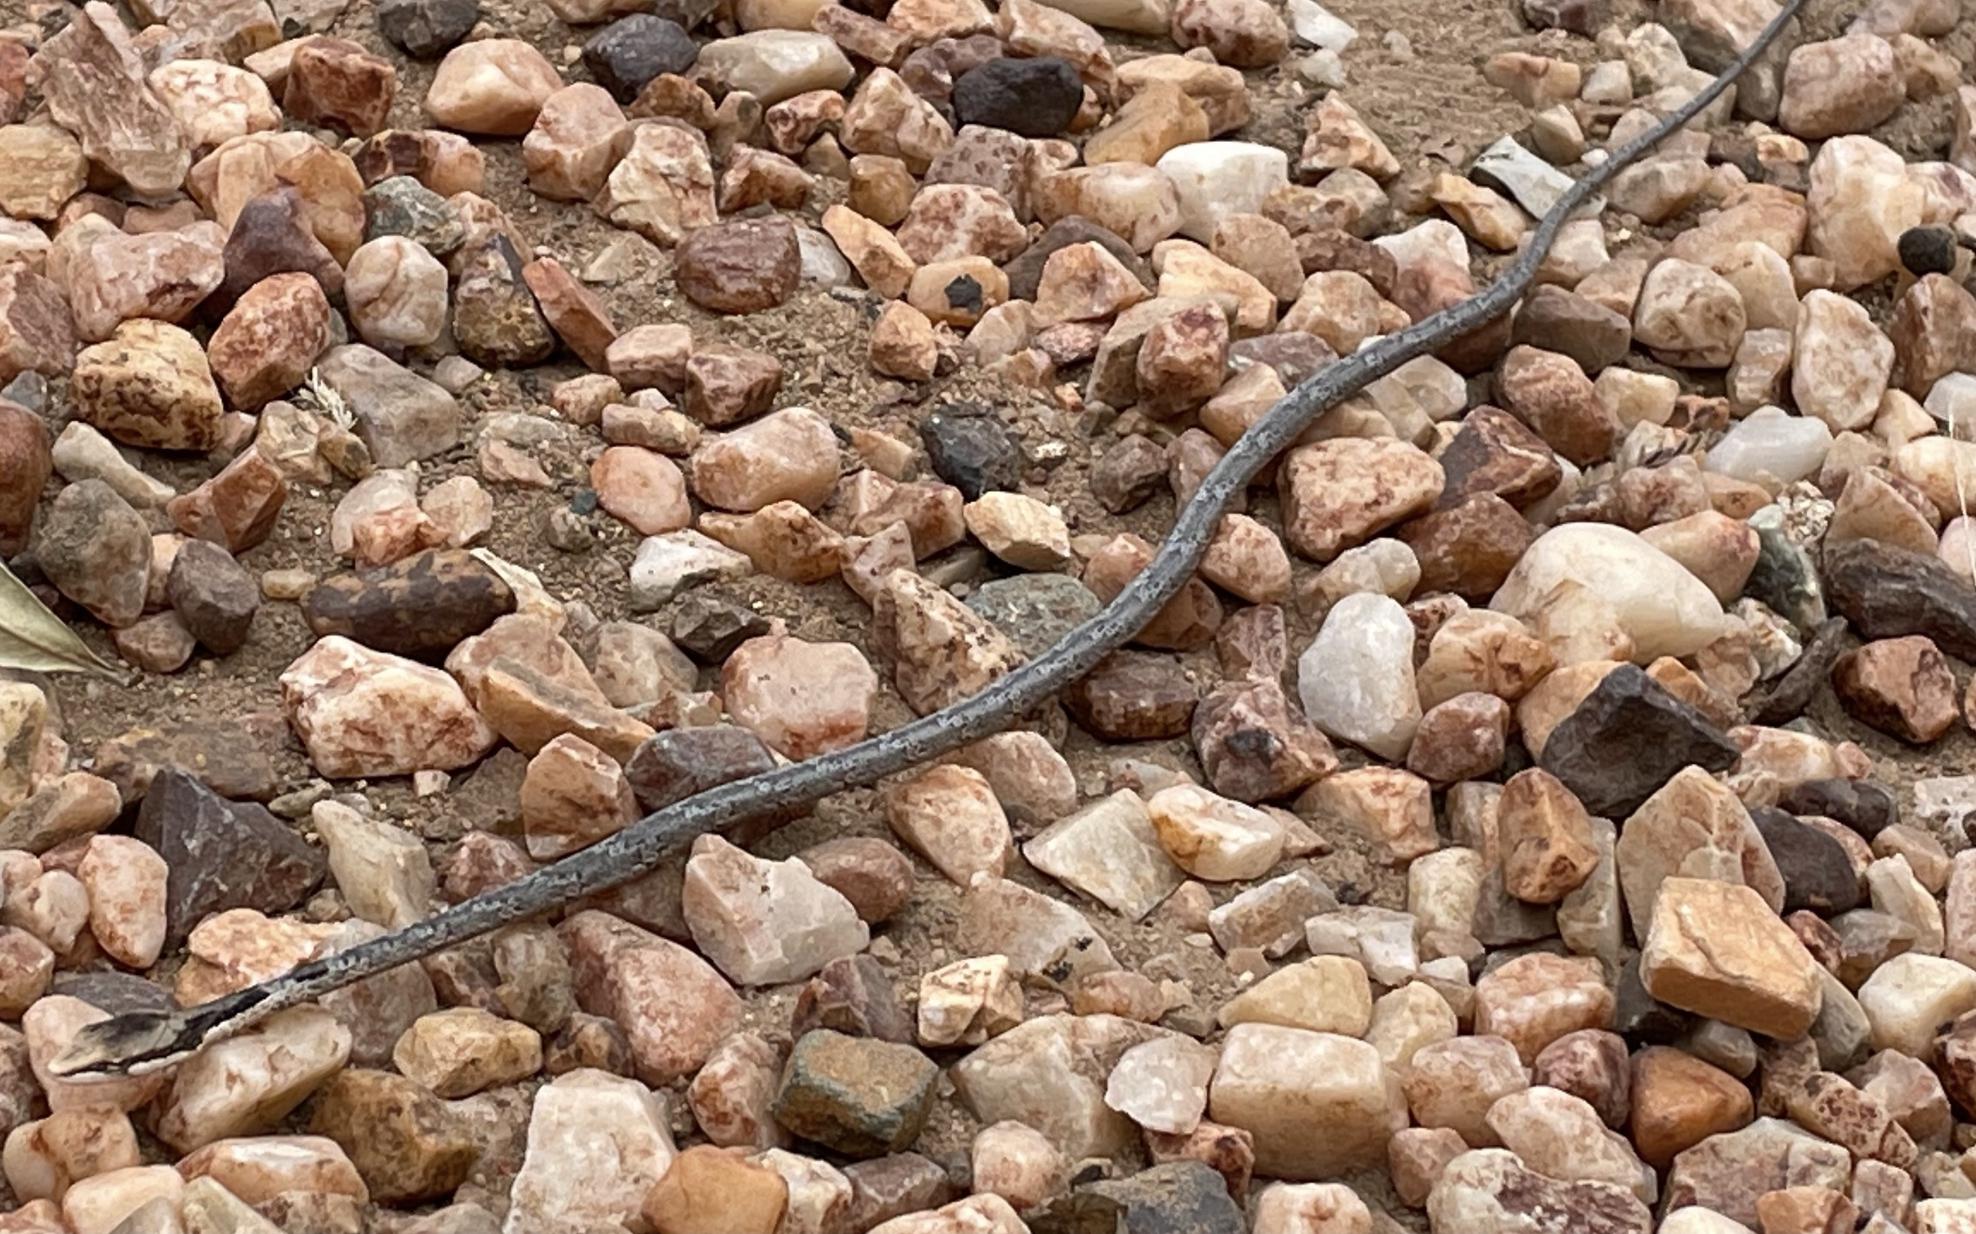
[71, 320, 224, 454]
[696, 31, 854, 106]
[775, 1030, 940, 1157]
[1025, 789, 1184, 920]
[682, 833, 869, 985]
[585, 15, 696, 102]
[677, 216, 801, 315]
[425, 39, 564, 135]
[690, 407, 839, 511]
[378, 0, 480, 57]
[504, 1068, 677, 1234]
[1297, 593, 1420, 760]
[952, 57, 1083, 137]
[1208, 1025, 1406, 1180]
[280, 635, 497, 778]
[305, 1068, 477, 1203]
[720, 633, 876, 759]
[36, 4, 189, 199]
[884, 763, 1011, 886]
[34, 479, 149, 629]
[1779, 34, 1904, 139]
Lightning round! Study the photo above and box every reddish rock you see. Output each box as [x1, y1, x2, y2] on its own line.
[522, 257, 618, 371]
[561, 908, 744, 1084]
[0, 399, 51, 556]
[1400, 494, 1536, 598]
[675, 215, 802, 314]
[168, 447, 288, 553]
[1832, 635, 1958, 743]
[205, 273, 333, 410]
[284, 36, 398, 136]
[0, 266, 77, 385]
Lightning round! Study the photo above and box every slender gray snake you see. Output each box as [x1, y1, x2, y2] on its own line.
[54, 0, 1807, 1075]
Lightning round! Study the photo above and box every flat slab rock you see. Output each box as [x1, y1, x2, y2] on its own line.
[1538, 663, 1739, 817]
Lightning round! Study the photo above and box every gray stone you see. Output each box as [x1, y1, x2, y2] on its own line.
[316, 343, 462, 467]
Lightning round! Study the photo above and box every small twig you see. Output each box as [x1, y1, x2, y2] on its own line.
[53, 0, 1809, 1076]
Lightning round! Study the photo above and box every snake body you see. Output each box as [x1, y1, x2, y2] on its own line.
[53, 0, 1806, 1076]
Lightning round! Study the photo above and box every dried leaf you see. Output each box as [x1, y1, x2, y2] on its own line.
[0, 560, 129, 681]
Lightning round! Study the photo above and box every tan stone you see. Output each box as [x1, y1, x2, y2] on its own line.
[1642, 877, 1823, 1038]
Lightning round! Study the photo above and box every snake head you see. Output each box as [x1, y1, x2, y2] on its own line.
[48, 1010, 197, 1077]
[48, 989, 270, 1077]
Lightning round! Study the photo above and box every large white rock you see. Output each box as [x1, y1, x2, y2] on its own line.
[1857, 953, 1976, 1056]
[1791, 290, 1894, 432]
[1896, 433, 1976, 520]
[1807, 134, 1926, 291]
[1157, 142, 1290, 243]
[1206, 1024, 1406, 1180]
[1297, 592, 1421, 760]
[692, 32, 854, 106]
[155, 1008, 352, 1153]
[504, 1069, 677, 1234]
[1705, 405, 1833, 490]
[681, 834, 869, 986]
[1024, 790, 1185, 921]
[1490, 523, 1725, 662]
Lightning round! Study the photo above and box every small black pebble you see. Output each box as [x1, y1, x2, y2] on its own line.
[951, 57, 1085, 138]
[583, 14, 698, 104]
[1899, 224, 1959, 278]
[376, 0, 479, 59]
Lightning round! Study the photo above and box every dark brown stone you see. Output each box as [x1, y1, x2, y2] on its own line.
[842, 1154, 956, 1233]
[1064, 651, 1198, 740]
[133, 767, 326, 947]
[0, 397, 51, 556]
[1091, 433, 1169, 515]
[284, 36, 398, 136]
[1400, 493, 1535, 598]
[792, 954, 914, 1044]
[94, 721, 279, 803]
[675, 215, 801, 315]
[166, 539, 259, 656]
[218, 186, 346, 307]
[302, 547, 516, 660]
[1294, 227, 1398, 298]
[1744, 617, 1846, 726]
[1824, 538, 1976, 663]
[798, 836, 915, 925]
[1436, 405, 1564, 510]
[1495, 344, 1620, 467]
[1511, 284, 1633, 374]
[1539, 664, 1739, 818]
[682, 343, 782, 427]
[1190, 678, 1336, 803]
